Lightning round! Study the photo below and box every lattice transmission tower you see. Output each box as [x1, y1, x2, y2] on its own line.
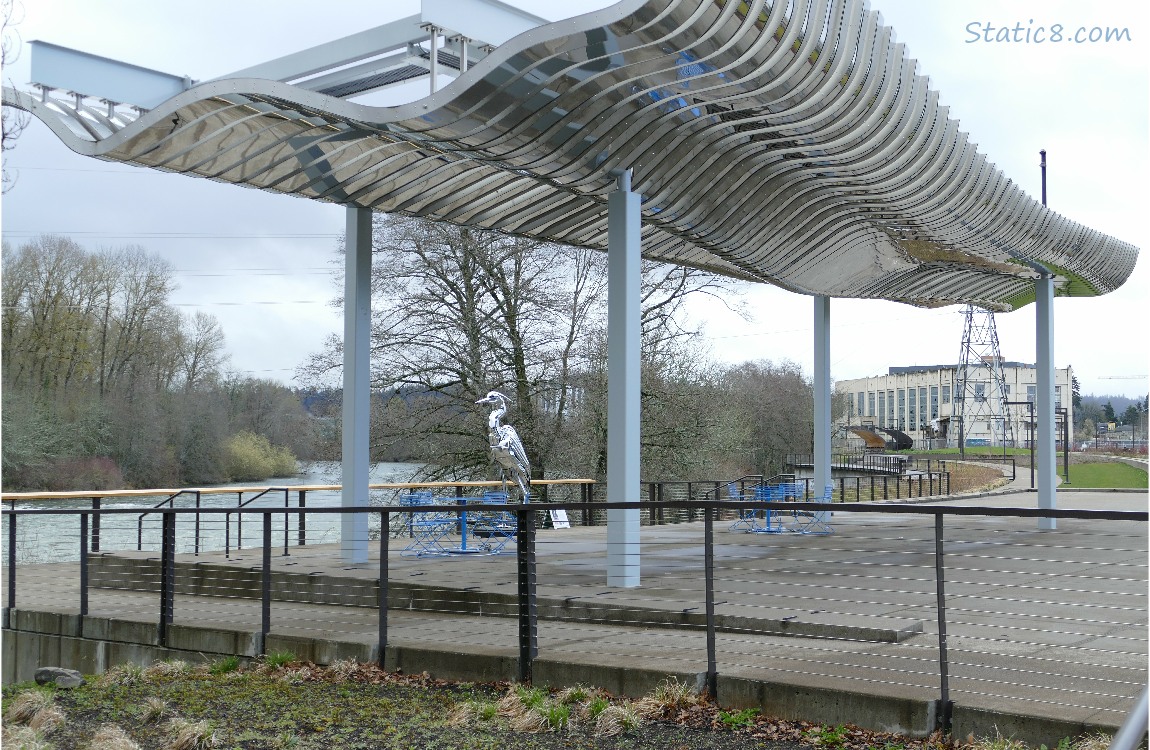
[951, 305, 1015, 449]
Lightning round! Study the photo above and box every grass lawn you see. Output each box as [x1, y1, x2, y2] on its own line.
[905, 447, 1030, 456]
[1066, 462, 1148, 488]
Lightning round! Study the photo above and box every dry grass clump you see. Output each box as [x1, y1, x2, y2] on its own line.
[97, 662, 144, 687]
[483, 683, 645, 736]
[144, 660, 191, 680]
[1067, 734, 1113, 750]
[27, 703, 65, 733]
[594, 704, 642, 737]
[4, 689, 56, 724]
[963, 731, 1114, 750]
[447, 699, 498, 727]
[4, 689, 65, 735]
[633, 677, 704, 719]
[88, 724, 143, 750]
[327, 658, 360, 680]
[138, 696, 170, 723]
[2, 724, 53, 750]
[165, 718, 220, 750]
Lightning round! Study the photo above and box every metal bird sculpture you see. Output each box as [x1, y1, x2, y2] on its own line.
[475, 391, 531, 501]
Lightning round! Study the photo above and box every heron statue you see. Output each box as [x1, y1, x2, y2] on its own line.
[475, 390, 531, 501]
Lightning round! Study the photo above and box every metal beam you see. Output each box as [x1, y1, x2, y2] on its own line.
[221, 16, 425, 82]
[342, 207, 372, 563]
[422, 0, 548, 47]
[607, 170, 640, 588]
[29, 41, 191, 109]
[1036, 273, 1057, 530]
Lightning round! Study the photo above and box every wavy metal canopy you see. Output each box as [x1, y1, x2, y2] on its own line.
[5, 0, 1138, 310]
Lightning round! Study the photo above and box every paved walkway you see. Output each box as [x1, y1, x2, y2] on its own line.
[4, 489, 1146, 742]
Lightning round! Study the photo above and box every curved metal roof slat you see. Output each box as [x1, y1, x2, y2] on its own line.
[4, 0, 1136, 308]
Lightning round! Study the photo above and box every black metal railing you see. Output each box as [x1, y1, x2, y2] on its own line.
[3, 499, 1144, 735]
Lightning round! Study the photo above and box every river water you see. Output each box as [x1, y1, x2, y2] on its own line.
[2, 461, 425, 564]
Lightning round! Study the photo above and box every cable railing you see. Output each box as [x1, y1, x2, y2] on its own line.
[2, 497, 1145, 740]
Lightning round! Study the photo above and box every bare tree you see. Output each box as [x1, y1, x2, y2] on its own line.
[303, 215, 607, 482]
[720, 360, 814, 477]
[2, 0, 29, 192]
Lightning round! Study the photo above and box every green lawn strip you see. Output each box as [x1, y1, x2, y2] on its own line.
[1066, 462, 1148, 488]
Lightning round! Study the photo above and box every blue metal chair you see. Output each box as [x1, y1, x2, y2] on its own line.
[399, 490, 454, 556]
[749, 484, 787, 533]
[469, 491, 518, 554]
[791, 484, 834, 535]
[727, 483, 758, 532]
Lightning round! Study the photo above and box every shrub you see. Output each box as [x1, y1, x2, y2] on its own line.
[262, 651, 296, 669]
[224, 432, 298, 481]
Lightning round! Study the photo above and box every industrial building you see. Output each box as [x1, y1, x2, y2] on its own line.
[836, 362, 1074, 449]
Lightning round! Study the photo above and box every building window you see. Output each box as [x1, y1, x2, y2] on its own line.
[898, 389, 906, 430]
[974, 382, 986, 402]
[1027, 385, 1036, 404]
[919, 387, 928, 427]
[1055, 385, 1062, 408]
[942, 385, 950, 404]
[877, 391, 886, 427]
[868, 391, 875, 417]
[908, 388, 917, 430]
[858, 391, 865, 418]
[930, 386, 939, 419]
[1004, 384, 1011, 395]
[887, 390, 895, 427]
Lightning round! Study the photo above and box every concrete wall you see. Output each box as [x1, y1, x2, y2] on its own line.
[2, 606, 1127, 746]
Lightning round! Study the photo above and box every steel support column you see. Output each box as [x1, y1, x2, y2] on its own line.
[607, 169, 640, 588]
[342, 206, 372, 562]
[1036, 273, 1057, 530]
[813, 296, 832, 522]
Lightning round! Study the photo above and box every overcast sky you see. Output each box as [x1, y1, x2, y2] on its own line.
[3, 0, 1147, 398]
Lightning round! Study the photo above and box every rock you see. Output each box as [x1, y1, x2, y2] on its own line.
[34, 667, 85, 688]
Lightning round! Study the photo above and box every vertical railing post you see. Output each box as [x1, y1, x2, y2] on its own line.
[236, 492, 244, 550]
[283, 489, 291, 557]
[704, 504, 718, 698]
[225, 512, 231, 559]
[298, 491, 307, 547]
[193, 492, 201, 556]
[158, 511, 176, 647]
[6, 512, 15, 614]
[261, 512, 272, 655]
[378, 511, 389, 667]
[80, 512, 90, 617]
[934, 514, 953, 732]
[90, 498, 101, 552]
[516, 506, 538, 683]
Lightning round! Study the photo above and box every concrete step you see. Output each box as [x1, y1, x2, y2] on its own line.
[87, 552, 922, 643]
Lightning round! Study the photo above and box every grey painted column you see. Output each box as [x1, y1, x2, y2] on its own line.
[813, 296, 832, 519]
[607, 170, 640, 588]
[1036, 273, 1056, 530]
[342, 207, 372, 562]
